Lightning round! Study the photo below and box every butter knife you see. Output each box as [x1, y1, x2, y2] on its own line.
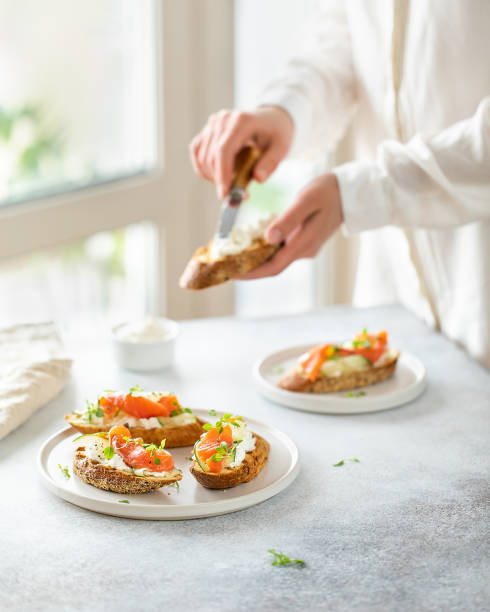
[215, 145, 261, 239]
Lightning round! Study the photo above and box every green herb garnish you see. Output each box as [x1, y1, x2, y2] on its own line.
[104, 446, 115, 460]
[347, 391, 366, 398]
[73, 432, 108, 443]
[203, 423, 213, 431]
[129, 384, 144, 395]
[118, 500, 130, 504]
[273, 365, 284, 374]
[209, 409, 217, 416]
[58, 464, 70, 479]
[333, 458, 360, 467]
[184, 408, 193, 414]
[153, 457, 161, 465]
[169, 481, 180, 490]
[268, 549, 305, 567]
[170, 409, 178, 417]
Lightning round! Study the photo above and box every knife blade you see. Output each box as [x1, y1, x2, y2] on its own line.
[215, 145, 261, 239]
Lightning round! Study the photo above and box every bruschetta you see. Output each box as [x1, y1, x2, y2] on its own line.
[278, 329, 399, 393]
[179, 215, 281, 290]
[73, 426, 182, 494]
[190, 414, 269, 489]
[65, 388, 205, 448]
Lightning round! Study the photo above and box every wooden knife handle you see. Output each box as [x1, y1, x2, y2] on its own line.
[232, 145, 261, 189]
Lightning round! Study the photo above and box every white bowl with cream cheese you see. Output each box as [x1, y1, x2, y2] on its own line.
[111, 316, 179, 371]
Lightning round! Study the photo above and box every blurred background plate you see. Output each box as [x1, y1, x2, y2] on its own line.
[254, 345, 426, 414]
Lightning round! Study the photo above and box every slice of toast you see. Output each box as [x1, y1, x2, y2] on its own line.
[73, 447, 182, 494]
[65, 414, 206, 448]
[179, 238, 280, 290]
[278, 352, 399, 393]
[189, 433, 270, 489]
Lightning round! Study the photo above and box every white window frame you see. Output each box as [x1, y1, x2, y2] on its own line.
[0, 0, 235, 319]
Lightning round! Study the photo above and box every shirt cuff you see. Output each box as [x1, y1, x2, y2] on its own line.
[257, 87, 312, 158]
[334, 160, 392, 234]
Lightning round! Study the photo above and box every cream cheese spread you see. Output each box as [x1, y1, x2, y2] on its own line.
[209, 214, 275, 260]
[115, 317, 170, 343]
[225, 421, 256, 468]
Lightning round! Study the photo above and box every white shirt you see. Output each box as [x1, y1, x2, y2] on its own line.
[259, 0, 490, 369]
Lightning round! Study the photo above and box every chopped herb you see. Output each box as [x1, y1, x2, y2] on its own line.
[104, 446, 115, 460]
[347, 391, 366, 398]
[184, 408, 193, 414]
[333, 458, 360, 467]
[118, 500, 130, 504]
[208, 409, 217, 416]
[129, 384, 144, 395]
[157, 418, 166, 427]
[153, 457, 161, 465]
[169, 481, 180, 490]
[172, 401, 179, 407]
[268, 549, 305, 567]
[58, 464, 70, 479]
[186, 456, 193, 461]
[170, 410, 178, 417]
[203, 423, 213, 431]
[144, 443, 158, 452]
[223, 413, 231, 419]
[362, 327, 368, 335]
[73, 432, 109, 443]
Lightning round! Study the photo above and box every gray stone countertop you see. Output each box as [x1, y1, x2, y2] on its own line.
[1, 305, 489, 612]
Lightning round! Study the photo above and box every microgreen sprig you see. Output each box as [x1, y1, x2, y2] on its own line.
[268, 549, 305, 567]
[347, 391, 366, 398]
[58, 464, 70, 479]
[129, 384, 144, 395]
[332, 458, 360, 467]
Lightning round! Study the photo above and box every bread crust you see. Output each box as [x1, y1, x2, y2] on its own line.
[65, 414, 206, 448]
[179, 238, 281, 290]
[189, 433, 270, 489]
[278, 353, 399, 393]
[73, 448, 182, 494]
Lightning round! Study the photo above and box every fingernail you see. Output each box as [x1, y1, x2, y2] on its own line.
[256, 168, 266, 181]
[268, 228, 282, 244]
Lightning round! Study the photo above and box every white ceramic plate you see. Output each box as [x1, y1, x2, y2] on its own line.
[37, 410, 300, 520]
[253, 345, 426, 414]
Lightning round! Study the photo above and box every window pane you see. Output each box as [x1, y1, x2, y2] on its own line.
[0, 0, 156, 205]
[234, 0, 320, 317]
[0, 223, 157, 341]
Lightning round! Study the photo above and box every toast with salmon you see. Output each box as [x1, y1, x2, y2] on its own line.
[190, 414, 269, 489]
[65, 388, 205, 448]
[73, 426, 182, 494]
[179, 215, 281, 290]
[278, 329, 399, 393]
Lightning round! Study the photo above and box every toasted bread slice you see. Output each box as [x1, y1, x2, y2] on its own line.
[278, 352, 399, 393]
[179, 237, 280, 290]
[65, 414, 206, 448]
[73, 447, 182, 494]
[190, 433, 269, 489]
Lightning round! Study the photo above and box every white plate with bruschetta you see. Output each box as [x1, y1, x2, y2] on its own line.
[253, 330, 426, 414]
[38, 410, 300, 520]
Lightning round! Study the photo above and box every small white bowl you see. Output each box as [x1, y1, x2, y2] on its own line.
[111, 317, 180, 372]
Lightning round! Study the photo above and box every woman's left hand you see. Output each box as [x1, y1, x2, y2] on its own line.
[239, 173, 343, 280]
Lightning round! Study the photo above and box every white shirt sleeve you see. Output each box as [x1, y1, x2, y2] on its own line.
[336, 97, 490, 232]
[258, 1, 356, 158]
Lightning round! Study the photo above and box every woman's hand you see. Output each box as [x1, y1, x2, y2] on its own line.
[189, 106, 294, 198]
[240, 173, 343, 280]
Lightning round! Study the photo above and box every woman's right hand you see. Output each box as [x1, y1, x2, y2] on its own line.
[189, 106, 294, 198]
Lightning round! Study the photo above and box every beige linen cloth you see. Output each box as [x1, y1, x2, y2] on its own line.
[0, 322, 72, 441]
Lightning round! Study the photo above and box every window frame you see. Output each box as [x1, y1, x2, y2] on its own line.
[0, 0, 235, 319]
